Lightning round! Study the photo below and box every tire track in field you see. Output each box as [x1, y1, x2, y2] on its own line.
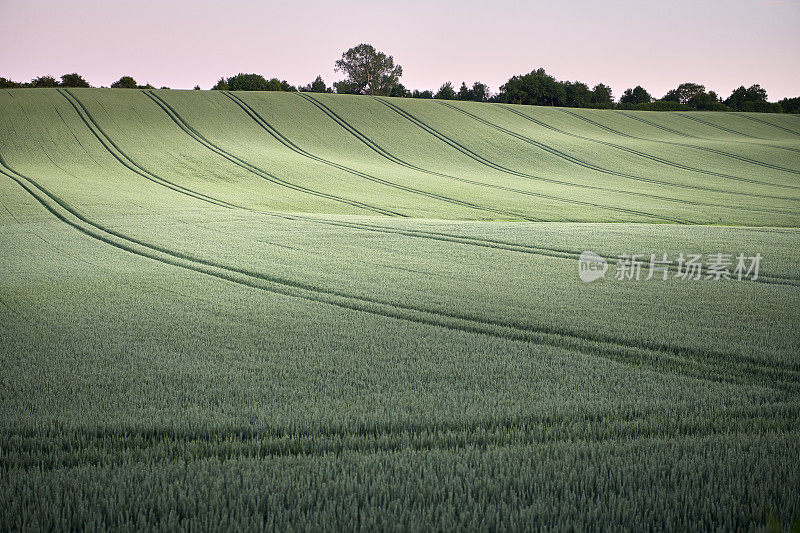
[58, 89, 239, 210]
[141, 91, 404, 217]
[550, 107, 800, 179]
[2, 156, 795, 389]
[440, 101, 800, 202]
[676, 113, 800, 154]
[300, 93, 695, 224]
[16, 92, 800, 285]
[559, 109, 800, 170]
[616, 111, 800, 155]
[676, 112, 775, 139]
[288, 216, 800, 287]
[222, 92, 539, 222]
[7, 405, 799, 466]
[374, 97, 785, 222]
[43, 92, 800, 285]
[728, 113, 800, 138]
[297, 92, 682, 223]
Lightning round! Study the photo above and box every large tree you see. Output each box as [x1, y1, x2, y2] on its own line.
[334, 43, 403, 96]
[225, 73, 270, 91]
[590, 83, 613, 106]
[662, 82, 706, 105]
[300, 75, 330, 93]
[111, 76, 138, 89]
[0, 78, 23, 88]
[564, 81, 592, 107]
[725, 84, 768, 110]
[500, 69, 565, 106]
[620, 85, 652, 105]
[60, 73, 90, 88]
[434, 82, 457, 100]
[779, 96, 800, 114]
[31, 75, 59, 88]
[411, 89, 434, 99]
[456, 81, 490, 102]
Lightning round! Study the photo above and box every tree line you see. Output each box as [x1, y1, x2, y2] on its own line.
[2, 44, 798, 113]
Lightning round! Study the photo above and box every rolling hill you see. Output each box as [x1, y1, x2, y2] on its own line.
[1, 88, 799, 529]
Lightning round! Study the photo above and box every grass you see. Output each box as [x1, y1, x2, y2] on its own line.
[1, 88, 799, 529]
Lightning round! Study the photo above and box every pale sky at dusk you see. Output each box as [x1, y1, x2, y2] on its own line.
[1, 0, 798, 100]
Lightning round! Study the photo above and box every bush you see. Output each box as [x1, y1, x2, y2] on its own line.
[31, 75, 59, 88]
[111, 76, 138, 89]
[60, 73, 90, 88]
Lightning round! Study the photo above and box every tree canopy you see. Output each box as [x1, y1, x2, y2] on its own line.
[300, 75, 331, 93]
[334, 44, 403, 96]
[32, 75, 59, 88]
[0, 56, 796, 113]
[111, 76, 138, 89]
[620, 86, 652, 105]
[724, 84, 776, 111]
[435, 82, 457, 100]
[60, 73, 90, 88]
[213, 73, 296, 92]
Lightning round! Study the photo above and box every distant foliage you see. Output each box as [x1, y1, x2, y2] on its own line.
[222, 73, 296, 92]
[457, 81, 491, 102]
[590, 83, 614, 107]
[111, 76, 138, 89]
[300, 75, 332, 93]
[779, 97, 800, 114]
[32, 75, 59, 88]
[435, 82, 457, 100]
[0, 60, 796, 113]
[661, 82, 724, 111]
[211, 78, 228, 91]
[500, 69, 565, 106]
[60, 73, 90, 88]
[725, 84, 780, 112]
[0, 77, 24, 88]
[564, 81, 592, 107]
[389, 83, 410, 98]
[620, 86, 652, 105]
[226, 74, 269, 91]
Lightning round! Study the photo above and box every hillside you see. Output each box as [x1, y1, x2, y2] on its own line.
[1, 88, 799, 529]
[2, 88, 800, 225]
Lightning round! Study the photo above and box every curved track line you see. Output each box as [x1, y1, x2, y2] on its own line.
[289, 216, 800, 287]
[440, 101, 800, 202]
[728, 113, 800, 137]
[223, 91, 539, 221]
[298, 93, 700, 223]
[59, 89, 237, 209]
[309, 94, 706, 224]
[31, 94, 800, 285]
[616, 110, 800, 155]
[20, 91, 800, 287]
[676, 112, 774, 139]
[377, 97, 798, 223]
[141, 90, 403, 217]
[560, 108, 800, 174]
[2, 155, 794, 386]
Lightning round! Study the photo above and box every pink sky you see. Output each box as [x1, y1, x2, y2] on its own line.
[1, 0, 798, 100]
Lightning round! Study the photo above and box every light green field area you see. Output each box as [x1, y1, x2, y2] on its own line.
[1, 88, 799, 529]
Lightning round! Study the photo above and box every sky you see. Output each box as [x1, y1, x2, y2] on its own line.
[1, 0, 798, 100]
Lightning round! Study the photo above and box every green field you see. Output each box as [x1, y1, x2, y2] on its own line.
[1, 88, 799, 529]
